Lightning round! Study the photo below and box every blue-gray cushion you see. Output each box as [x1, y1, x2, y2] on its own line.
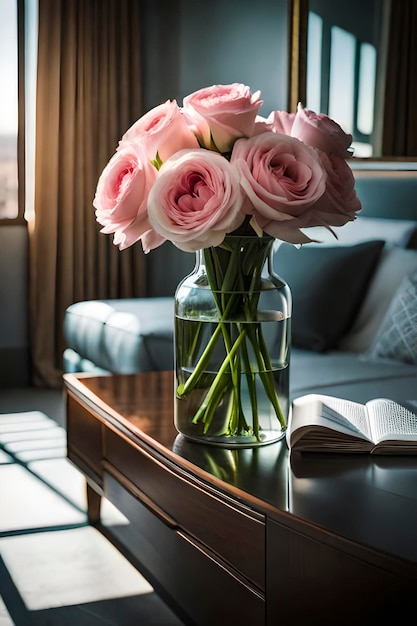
[290, 347, 417, 403]
[275, 240, 384, 352]
[331, 216, 417, 248]
[63, 298, 175, 373]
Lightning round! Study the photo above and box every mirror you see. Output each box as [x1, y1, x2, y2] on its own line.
[289, 0, 417, 161]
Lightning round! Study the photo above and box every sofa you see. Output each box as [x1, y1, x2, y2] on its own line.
[63, 167, 417, 405]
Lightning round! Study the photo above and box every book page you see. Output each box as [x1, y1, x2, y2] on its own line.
[288, 423, 373, 453]
[367, 399, 417, 444]
[319, 396, 372, 439]
[290, 394, 372, 441]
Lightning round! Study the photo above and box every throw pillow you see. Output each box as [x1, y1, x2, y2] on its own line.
[331, 216, 417, 248]
[302, 216, 417, 249]
[366, 270, 417, 365]
[274, 240, 384, 352]
[339, 248, 417, 352]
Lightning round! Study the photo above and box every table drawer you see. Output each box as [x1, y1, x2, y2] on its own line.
[106, 473, 265, 626]
[105, 427, 265, 590]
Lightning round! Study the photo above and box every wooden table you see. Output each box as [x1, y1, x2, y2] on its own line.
[64, 371, 417, 626]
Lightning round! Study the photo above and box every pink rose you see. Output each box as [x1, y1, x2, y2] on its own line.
[120, 99, 199, 163]
[313, 151, 362, 224]
[252, 115, 273, 135]
[268, 109, 296, 135]
[231, 132, 327, 244]
[290, 103, 353, 158]
[137, 228, 166, 254]
[147, 149, 246, 252]
[94, 143, 161, 251]
[182, 83, 263, 153]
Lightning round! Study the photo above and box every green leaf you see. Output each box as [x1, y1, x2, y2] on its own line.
[151, 152, 163, 170]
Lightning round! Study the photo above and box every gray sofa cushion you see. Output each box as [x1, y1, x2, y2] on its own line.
[63, 298, 174, 373]
[63, 348, 110, 375]
[290, 348, 417, 403]
[329, 216, 417, 248]
[275, 240, 384, 352]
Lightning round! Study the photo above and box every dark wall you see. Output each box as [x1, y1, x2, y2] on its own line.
[141, 0, 290, 114]
[309, 0, 382, 45]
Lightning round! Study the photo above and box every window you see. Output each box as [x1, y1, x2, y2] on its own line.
[0, 0, 36, 224]
[328, 26, 356, 134]
[0, 0, 18, 220]
[306, 6, 379, 157]
[24, 0, 37, 222]
[357, 42, 376, 137]
[306, 12, 322, 113]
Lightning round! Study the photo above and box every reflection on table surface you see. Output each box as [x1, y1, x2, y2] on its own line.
[288, 451, 417, 563]
[172, 434, 289, 511]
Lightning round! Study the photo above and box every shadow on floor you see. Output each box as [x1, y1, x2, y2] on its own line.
[0, 389, 185, 625]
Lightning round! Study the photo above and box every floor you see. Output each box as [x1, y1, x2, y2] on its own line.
[0, 385, 185, 625]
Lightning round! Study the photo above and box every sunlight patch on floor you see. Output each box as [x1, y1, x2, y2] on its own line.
[0, 526, 154, 610]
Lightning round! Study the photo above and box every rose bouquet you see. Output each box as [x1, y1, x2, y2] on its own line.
[94, 83, 361, 444]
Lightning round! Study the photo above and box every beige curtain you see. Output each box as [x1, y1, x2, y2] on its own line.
[29, 0, 146, 388]
[381, 0, 417, 156]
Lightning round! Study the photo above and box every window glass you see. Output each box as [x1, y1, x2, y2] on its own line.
[328, 26, 355, 134]
[306, 12, 323, 113]
[357, 42, 376, 135]
[0, 0, 18, 219]
[25, 0, 37, 221]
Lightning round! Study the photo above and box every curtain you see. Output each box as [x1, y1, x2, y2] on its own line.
[381, 0, 417, 156]
[29, 0, 146, 388]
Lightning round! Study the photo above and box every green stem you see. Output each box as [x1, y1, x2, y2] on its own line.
[240, 333, 260, 439]
[248, 323, 286, 429]
[176, 321, 223, 397]
[192, 327, 248, 432]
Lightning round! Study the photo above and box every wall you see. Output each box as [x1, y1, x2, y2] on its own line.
[0, 225, 29, 386]
[141, 0, 289, 112]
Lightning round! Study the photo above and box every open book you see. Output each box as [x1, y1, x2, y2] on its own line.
[287, 394, 417, 454]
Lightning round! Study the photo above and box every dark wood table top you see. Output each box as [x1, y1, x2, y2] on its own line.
[64, 371, 417, 568]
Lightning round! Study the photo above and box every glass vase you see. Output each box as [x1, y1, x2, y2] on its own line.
[174, 235, 291, 447]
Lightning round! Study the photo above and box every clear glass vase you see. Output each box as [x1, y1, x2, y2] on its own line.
[174, 235, 291, 447]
